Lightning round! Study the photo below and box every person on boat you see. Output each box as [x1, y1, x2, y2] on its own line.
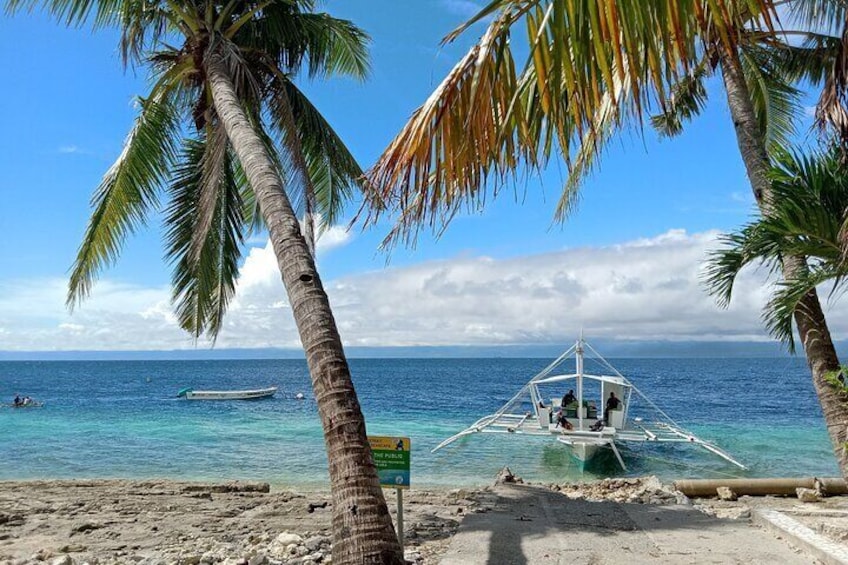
[555, 409, 573, 431]
[590, 419, 605, 432]
[13, 395, 21, 407]
[22, 396, 32, 406]
[604, 392, 621, 424]
[561, 389, 576, 407]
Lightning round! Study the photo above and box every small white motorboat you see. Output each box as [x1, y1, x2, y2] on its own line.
[176, 386, 277, 400]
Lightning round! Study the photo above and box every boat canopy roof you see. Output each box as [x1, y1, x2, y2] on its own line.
[534, 373, 628, 386]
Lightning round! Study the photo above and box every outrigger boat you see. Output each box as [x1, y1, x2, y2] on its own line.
[176, 386, 277, 400]
[433, 337, 745, 471]
[3, 401, 43, 409]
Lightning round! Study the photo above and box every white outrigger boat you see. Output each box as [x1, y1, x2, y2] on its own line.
[177, 386, 277, 400]
[433, 337, 745, 471]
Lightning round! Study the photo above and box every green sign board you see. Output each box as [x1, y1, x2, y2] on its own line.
[368, 436, 410, 489]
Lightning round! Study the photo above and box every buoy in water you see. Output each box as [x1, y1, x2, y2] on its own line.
[295, 392, 305, 400]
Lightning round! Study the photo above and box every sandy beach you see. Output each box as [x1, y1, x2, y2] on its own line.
[2, 475, 847, 564]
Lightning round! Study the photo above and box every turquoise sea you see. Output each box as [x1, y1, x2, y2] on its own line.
[0, 357, 838, 488]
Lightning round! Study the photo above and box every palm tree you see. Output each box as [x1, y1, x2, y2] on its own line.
[365, 0, 848, 477]
[706, 148, 848, 461]
[706, 147, 848, 350]
[7, 1, 403, 562]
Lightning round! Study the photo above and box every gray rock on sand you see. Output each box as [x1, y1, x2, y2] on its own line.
[50, 556, 74, 565]
[717, 486, 738, 501]
[304, 535, 330, 552]
[404, 549, 423, 563]
[247, 554, 268, 565]
[796, 487, 822, 503]
[274, 532, 303, 547]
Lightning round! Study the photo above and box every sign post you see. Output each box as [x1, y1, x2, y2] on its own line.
[368, 436, 410, 553]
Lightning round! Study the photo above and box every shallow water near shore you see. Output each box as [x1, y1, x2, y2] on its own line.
[0, 356, 838, 487]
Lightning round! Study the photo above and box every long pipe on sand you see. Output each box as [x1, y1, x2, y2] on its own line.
[673, 477, 848, 498]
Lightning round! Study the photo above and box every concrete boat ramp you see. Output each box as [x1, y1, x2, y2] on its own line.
[439, 483, 822, 564]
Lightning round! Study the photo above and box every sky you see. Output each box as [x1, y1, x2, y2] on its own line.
[1, 0, 846, 356]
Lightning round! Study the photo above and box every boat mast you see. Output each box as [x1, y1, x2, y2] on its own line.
[576, 336, 584, 429]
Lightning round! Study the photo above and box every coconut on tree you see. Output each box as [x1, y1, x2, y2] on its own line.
[365, 0, 848, 477]
[5, 1, 403, 562]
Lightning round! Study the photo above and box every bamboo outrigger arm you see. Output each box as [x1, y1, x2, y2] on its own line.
[658, 424, 748, 470]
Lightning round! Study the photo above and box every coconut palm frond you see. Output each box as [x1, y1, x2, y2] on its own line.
[6, 0, 124, 27]
[234, 157, 265, 236]
[189, 118, 231, 265]
[650, 62, 711, 138]
[367, 0, 779, 246]
[264, 74, 317, 253]
[788, 0, 847, 35]
[281, 78, 362, 228]
[770, 147, 848, 261]
[784, 1, 848, 144]
[166, 135, 245, 340]
[294, 12, 370, 79]
[233, 7, 369, 79]
[765, 34, 841, 85]
[704, 225, 784, 308]
[365, 10, 529, 248]
[7, 0, 175, 66]
[554, 61, 636, 221]
[764, 265, 841, 352]
[707, 146, 848, 350]
[67, 97, 181, 308]
[739, 45, 803, 153]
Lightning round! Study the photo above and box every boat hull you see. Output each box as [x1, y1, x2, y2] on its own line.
[182, 387, 277, 400]
[571, 442, 601, 463]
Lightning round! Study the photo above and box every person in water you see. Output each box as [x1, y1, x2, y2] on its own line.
[605, 392, 621, 424]
[561, 389, 576, 407]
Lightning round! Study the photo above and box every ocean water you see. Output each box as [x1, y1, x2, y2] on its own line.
[0, 356, 838, 488]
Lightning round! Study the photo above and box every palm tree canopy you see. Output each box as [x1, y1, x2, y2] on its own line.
[704, 147, 848, 351]
[7, 0, 369, 339]
[365, 0, 785, 248]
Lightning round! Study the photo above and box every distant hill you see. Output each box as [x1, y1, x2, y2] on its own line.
[1, 339, 841, 360]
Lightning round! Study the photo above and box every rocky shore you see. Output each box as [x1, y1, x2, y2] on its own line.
[0, 480, 468, 565]
[2, 476, 845, 565]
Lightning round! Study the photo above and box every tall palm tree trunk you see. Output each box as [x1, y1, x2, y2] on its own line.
[719, 46, 848, 479]
[206, 54, 404, 565]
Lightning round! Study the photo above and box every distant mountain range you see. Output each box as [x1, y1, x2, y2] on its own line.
[2, 340, 845, 360]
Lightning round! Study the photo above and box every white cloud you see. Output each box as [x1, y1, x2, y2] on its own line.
[3, 229, 848, 351]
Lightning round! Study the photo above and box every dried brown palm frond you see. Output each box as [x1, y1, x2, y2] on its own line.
[366, 0, 778, 248]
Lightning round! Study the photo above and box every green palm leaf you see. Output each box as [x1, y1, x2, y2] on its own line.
[165, 133, 245, 340]
[739, 45, 802, 152]
[280, 78, 362, 228]
[67, 97, 181, 308]
[650, 63, 711, 138]
[706, 147, 848, 351]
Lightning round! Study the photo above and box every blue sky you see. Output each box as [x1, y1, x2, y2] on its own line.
[0, 1, 842, 353]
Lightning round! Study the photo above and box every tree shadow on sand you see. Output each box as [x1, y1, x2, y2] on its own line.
[439, 483, 807, 565]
